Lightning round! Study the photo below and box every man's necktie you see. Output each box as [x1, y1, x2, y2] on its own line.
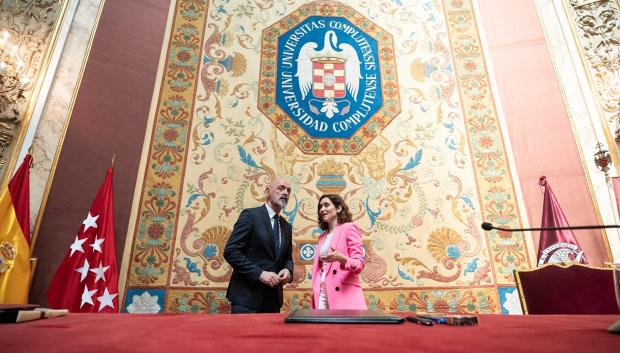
[272, 214, 280, 257]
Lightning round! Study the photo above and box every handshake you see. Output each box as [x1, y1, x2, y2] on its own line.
[259, 269, 291, 287]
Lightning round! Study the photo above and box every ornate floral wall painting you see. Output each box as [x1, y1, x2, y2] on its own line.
[122, 0, 532, 315]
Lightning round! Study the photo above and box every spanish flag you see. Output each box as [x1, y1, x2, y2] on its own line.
[0, 154, 31, 303]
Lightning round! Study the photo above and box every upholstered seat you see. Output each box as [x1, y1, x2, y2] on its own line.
[514, 263, 620, 315]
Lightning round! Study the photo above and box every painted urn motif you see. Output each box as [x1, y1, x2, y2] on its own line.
[316, 159, 346, 193]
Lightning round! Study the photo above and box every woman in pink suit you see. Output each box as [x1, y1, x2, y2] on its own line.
[311, 194, 367, 310]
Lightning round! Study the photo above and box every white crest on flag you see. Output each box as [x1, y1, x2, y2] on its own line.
[538, 242, 584, 266]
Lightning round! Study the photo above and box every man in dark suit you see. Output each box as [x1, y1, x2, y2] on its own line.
[224, 177, 294, 313]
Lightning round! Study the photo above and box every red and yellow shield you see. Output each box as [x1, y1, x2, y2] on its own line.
[311, 57, 346, 99]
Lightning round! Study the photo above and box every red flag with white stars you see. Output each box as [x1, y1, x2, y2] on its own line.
[46, 167, 118, 312]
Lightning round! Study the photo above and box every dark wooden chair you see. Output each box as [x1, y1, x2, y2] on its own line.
[514, 263, 620, 315]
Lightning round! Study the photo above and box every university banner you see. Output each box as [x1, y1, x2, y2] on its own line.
[537, 176, 587, 266]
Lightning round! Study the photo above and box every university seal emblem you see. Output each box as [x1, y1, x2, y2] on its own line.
[258, 1, 400, 154]
[537, 242, 586, 266]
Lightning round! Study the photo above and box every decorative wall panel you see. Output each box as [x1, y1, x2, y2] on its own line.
[566, 0, 620, 143]
[0, 0, 66, 186]
[121, 0, 533, 314]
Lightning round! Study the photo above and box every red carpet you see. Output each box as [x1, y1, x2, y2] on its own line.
[0, 313, 618, 352]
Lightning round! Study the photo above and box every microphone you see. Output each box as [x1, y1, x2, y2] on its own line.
[480, 222, 620, 232]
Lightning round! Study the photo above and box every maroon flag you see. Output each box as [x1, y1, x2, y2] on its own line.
[46, 167, 118, 312]
[537, 176, 587, 266]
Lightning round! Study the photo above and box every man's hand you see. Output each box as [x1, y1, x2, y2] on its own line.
[277, 269, 292, 284]
[259, 271, 280, 287]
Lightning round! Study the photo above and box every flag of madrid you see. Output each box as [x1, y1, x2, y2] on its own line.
[46, 167, 118, 312]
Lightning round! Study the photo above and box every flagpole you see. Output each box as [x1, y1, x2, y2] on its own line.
[111, 153, 115, 167]
[27, 145, 33, 168]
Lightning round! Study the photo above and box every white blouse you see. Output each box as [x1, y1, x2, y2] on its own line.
[318, 232, 334, 309]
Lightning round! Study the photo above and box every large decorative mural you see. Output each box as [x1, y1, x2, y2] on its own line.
[121, 0, 533, 314]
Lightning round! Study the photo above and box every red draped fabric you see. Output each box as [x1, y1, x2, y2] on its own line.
[0, 313, 618, 352]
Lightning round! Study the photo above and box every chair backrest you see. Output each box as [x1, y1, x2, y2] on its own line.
[514, 263, 620, 315]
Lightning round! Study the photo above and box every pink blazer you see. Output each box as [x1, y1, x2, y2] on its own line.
[311, 222, 367, 309]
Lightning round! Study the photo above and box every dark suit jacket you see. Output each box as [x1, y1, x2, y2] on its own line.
[223, 205, 294, 309]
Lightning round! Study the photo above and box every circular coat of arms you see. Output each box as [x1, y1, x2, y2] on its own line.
[258, 1, 400, 155]
[537, 242, 586, 266]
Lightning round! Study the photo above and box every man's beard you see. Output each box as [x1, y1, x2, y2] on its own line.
[278, 197, 288, 209]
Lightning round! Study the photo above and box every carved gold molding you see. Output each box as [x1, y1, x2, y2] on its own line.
[565, 0, 620, 141]
[0, 0, 69, 188]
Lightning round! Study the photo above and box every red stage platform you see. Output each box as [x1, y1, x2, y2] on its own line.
[1, 313, 618, 352]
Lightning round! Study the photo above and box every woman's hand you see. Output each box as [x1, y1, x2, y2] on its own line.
[320, 248, 346, 265]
